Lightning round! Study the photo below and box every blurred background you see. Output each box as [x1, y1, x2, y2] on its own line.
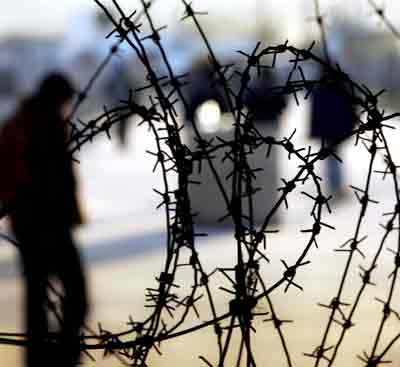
[2, 0, 400, 116]
[1, 1, 400, 366]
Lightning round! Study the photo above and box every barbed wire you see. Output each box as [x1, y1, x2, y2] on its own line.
[1, 1, 400, 366]
[367, 0, 400, 40]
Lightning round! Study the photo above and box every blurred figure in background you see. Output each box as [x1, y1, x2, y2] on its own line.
[310, 68, 356, 201]
[0, 73, 88, 367]
[184, 53, 287, 226]
[244, 64, 287, 224]
[245, 66, 286, 128]
[104, 57, 137, 148]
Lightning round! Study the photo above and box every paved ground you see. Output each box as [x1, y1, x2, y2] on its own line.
[0, 100, 400, 366]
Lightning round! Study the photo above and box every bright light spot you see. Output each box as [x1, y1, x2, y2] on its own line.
[196, 100, 221, 133]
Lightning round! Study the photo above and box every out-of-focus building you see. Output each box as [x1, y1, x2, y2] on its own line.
[344, 31, 400, 93]
[321, 15, 400, 105]
[0, 35, 60, 118]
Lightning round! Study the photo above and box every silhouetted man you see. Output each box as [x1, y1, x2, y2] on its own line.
[0, 73, 88, 367]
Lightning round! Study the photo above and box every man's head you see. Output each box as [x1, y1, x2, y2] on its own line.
[36, 72, 75, 109]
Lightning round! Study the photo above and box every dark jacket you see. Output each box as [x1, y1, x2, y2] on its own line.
[185, 63, 286, 126]
[245, 68, 286, 123]
[185, 60, 229, 124]
[0, 97, 83, 229]
[310, 81, 356, 142]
